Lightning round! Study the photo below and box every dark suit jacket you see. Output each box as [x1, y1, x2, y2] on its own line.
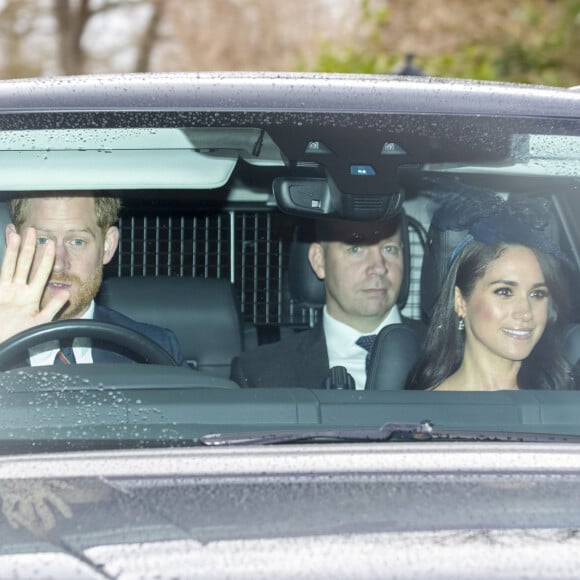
[230, 316, 425, 389]
[90, 305, 185, 365]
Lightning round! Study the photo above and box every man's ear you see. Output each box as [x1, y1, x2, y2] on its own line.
[308, 242, 326, 280]
[454, 286, 467, 319]
[102, 226, 119, 265]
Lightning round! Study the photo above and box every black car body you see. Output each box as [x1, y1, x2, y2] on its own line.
[0, 72, 580, 577]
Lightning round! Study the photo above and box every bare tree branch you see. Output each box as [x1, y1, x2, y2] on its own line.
[54, 0, 93, 75]
[0, 0, 44, 78]
[134, 0, 165, 72]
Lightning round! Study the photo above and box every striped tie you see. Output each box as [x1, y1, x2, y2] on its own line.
[356, 334, 377, 374]
[54, 346, 76, 365]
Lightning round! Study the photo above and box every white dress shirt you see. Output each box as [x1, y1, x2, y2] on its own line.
[324, 306, 401, 390]
[28, 301, 96, 366]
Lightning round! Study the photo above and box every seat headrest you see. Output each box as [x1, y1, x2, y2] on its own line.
[365, 323, 421, 390]
[288, 211, 411, 309]
[98, 276, 242, 377]
[420, 227, 467, 322]
[563, 323, 580, 368]
[288, 232, 325, 307]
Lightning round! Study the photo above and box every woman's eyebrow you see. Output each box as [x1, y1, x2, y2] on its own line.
[489, 279, 547, 287]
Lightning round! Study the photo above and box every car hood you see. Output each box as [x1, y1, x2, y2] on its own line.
[1, 442, 580, 578]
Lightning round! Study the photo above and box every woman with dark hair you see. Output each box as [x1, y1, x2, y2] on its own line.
[406, 189, 574, 391]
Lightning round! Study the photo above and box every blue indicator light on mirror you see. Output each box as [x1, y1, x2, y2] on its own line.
[350, 165, 376, 176]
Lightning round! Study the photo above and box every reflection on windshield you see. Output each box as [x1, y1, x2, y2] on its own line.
[0, 479, 110, 536]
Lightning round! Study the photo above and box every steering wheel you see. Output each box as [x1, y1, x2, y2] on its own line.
[0, 320, 179, 370]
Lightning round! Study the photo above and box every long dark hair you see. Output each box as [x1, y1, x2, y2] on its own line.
[406, 240, 573, 390]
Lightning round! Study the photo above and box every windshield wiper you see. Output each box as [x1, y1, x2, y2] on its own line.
[200, 421, 580, 446]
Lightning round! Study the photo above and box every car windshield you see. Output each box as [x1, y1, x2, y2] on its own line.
[1, 72, 580, 453]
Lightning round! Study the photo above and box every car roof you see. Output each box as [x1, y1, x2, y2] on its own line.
[0, 72, 579, 117]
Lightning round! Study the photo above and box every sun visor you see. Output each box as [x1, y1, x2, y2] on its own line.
[183, 127, 285, 166]
[0, 128, 237, 190]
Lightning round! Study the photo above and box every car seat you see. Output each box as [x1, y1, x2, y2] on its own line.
[365, 323, 422, 390]
[98, 276, 243, 377]
[419, 226, 467, 323]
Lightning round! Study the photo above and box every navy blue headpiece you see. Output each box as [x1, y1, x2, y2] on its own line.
[427, 178, 574, 269]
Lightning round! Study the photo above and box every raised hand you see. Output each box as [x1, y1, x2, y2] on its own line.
[0, 479, 73, 535]
[0, 227, 70, 343]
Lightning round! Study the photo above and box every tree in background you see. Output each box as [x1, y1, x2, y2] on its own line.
[0, 0, 45, 78]
[159, 0, 334, 72]
[0, 0, 578, 86]
[310, 0, 580, 86]
[0, 0, 165, 77]
[0, 0, 336, 78]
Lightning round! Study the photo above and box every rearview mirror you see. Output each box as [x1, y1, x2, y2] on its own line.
[272, 175, 404, 221]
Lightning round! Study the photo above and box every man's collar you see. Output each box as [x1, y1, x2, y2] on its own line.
[323, 305, 401, 337]
[83, 300, 95, 320]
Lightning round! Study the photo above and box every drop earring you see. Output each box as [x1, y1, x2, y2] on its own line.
[457, 317, 465, 331]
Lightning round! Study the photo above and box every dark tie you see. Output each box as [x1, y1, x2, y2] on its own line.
[356, 334, 377, 374]
[54, 345, 76, 365]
